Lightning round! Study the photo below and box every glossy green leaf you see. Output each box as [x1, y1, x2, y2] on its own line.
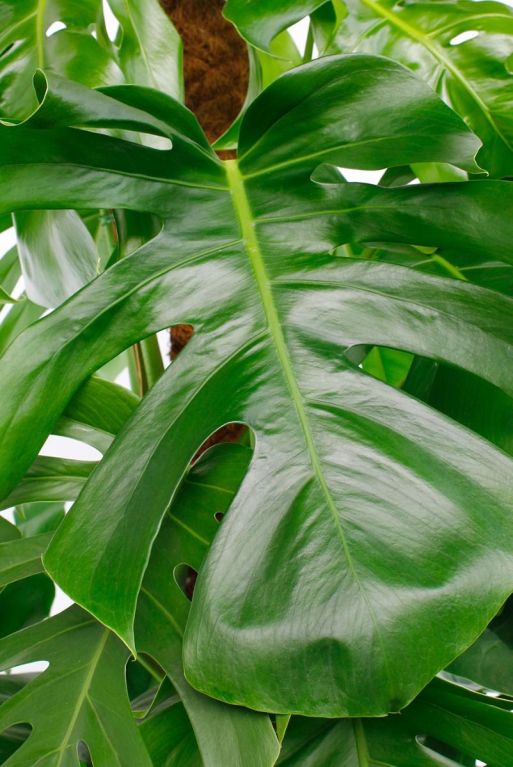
[0, 0, 183, 122]
[278, 677, 513, 766]
[0, 0, 122, 120]
[0, 285, 16, 304]
[449, 598, 513, 696]
[0, 607, 152, 766]
[14, 209, 99, 308]
[223, 0, 327, 50]
[0, 247, 20, 296]
[0, 524, 51, 589]
[136, 443, 280, 767]
[0, 294, 43, 356]
[0, 60, 510, 717]
[334, 0, 513, 176]
[0, 456, 93, 510]
[139, 695, 202, 767]
[107, 0, 183, 102]
[14, 501, 65, 537]
[55, 375, 139, 453]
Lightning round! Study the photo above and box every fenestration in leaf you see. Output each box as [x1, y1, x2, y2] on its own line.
[0, 55, 512, 716]
[0, 607, 152, 767]
[136, 442, 280, 767]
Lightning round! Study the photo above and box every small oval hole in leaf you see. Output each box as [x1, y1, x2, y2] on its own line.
[450, 30, 479, 46]
[77, 740, 92, 766]
[46, 21, 67, 38]
[173, 563, 198, 601]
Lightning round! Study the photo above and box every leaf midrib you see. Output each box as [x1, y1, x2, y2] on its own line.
[226, 162, 341, 537]
[36, 0, 47, 69]
[360, 0, 512, 153]
[225, 160, 392, 686]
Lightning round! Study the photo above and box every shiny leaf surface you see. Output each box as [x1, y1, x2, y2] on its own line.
[137, 443, 280, 767]
[0, 59, 511, 716]
[333, 0, 513, 176]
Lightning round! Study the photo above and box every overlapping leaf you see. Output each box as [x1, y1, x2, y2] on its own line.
[0, 607, 152, 767]
[331, 0, 513, 176]
[1, 56, 513, 717]
[137, 442, 280, 767]
[0, 431, 278, 766]
[0, 0, 181, 120]
[223, 0, 326, 51]
[278, 677, 513, 766]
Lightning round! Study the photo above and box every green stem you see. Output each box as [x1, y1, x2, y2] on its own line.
[129, 337, 164, 397]
[302, 22, 315, 64]
[140, 335, 165, 389]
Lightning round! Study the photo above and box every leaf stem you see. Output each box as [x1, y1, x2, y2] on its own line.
[302, 22, 315, 63]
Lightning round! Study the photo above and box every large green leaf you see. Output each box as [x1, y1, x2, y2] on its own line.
[333, 0, 513, 176]
[0, 456, 93, 510]
[107, 0, 183, 102]
[0, 59, 511, 716]
[0, 607, 152, 766]
[2, 0, 182, 321]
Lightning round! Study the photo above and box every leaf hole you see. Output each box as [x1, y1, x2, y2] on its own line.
[449, 30, 479, 46]
[173, 563, 198, 601]
[214, 511, 224, 522]
[169, 324, 194, 360]
[360, 346, 414, 389]
[194, 423, 248, 462]
[2, 661, 49, 676]
[0, 42, 14, 59]
[46, 21, 67, 38]
[77, 740, 92, 766]
[0, 723, 32, 760]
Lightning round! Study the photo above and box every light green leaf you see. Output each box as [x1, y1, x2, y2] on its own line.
[0, 284, 17, 304]
[278, 677, 513, 766]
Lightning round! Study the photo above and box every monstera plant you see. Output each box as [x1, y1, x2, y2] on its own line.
[1, 0, 513, 764]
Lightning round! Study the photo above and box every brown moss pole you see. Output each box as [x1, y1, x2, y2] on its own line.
[161, 1, 249, 484]
[161, 0, 249, 147]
